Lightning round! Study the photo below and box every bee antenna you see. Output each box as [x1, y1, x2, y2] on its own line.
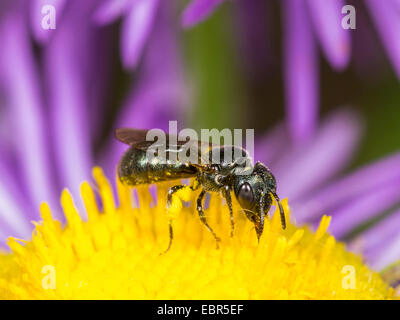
[272, 192, 286, 230]
[258, 194, 265, 241]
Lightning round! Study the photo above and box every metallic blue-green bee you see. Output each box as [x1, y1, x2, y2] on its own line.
[116, 128, 286, 252]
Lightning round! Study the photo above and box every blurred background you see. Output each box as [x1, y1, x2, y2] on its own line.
[0, 0, 399, 272]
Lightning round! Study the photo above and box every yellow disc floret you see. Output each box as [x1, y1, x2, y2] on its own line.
[0, 167, 396, 299]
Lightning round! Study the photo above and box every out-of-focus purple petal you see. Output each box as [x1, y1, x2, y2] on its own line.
[254, 123, 290, 166]
[0, 0, 14, 18]
[293, 151, 400, 222]
[274, 109, 362, 205]
[101, 2, 186, 180]
[329, 182, 400, 238]
[0, 12, 59, 216]
[283, 0, 318, 143]
[181, 0, 225, 28]
[0, 161, 32, 238]
[0, 112, 13, 155]
[120, 0, 159, 70]
[352, 209, 400, 268]
[85, 22, 113, 139]
[30, 0, 67, 44]
[369, 228, 400, 270]
[44, 1, 100, 218]
[307, 0, 351, 70]
[92, 0, 130, 25]
[366, 0, 400, 79]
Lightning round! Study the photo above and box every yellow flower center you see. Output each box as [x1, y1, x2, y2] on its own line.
[0, 167, 396, 299]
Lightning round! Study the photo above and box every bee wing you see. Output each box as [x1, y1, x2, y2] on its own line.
[115, 128, 213, 161]
[114, 128, 150, 146]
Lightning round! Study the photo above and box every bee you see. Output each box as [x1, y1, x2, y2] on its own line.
[115, 128, 286, 252]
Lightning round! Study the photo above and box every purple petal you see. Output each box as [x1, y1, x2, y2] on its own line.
[374, 236, 400, 270]
[44, 2, 100, 218]
[0, 161, 32, 239]
[306, 0, 351, 70]
[366, 0, 400, 79]
[30, 0, 67, 44]
[120, 0, 159, 70]
[352, 209, 400, 268]
[373, 239, 400, 270]
[369, 224, 400, 270]
[329, 182, 400, 238]
[293, 151, 400, 222]
[92, 0, 130, 25]
[181, 0, 225, 28]
[274, 109, 362, 205]
[283, 0, 318, 143]
[254, 123, 290, 166]
[0, 12, 59, 216]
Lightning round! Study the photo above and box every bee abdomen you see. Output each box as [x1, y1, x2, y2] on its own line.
[118, 147, 197, 186]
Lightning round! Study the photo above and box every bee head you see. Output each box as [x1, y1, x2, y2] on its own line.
[233, 162, 285, 239]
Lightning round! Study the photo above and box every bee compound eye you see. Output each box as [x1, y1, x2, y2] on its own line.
[237, 182, 255, 210]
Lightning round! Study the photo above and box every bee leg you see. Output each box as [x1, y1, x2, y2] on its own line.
[166, 181, 199, 208]
[167, 185, 185, 208]
[190, 176, 201, 191]
[197, 189, 221, 248]
[162, 183, 198, 254]
[222, 186, 234, 237]
[160, 220, 174, 255]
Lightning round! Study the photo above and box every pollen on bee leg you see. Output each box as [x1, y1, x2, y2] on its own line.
[167, 186, 192, 219]
[176, 186, 192, 202]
